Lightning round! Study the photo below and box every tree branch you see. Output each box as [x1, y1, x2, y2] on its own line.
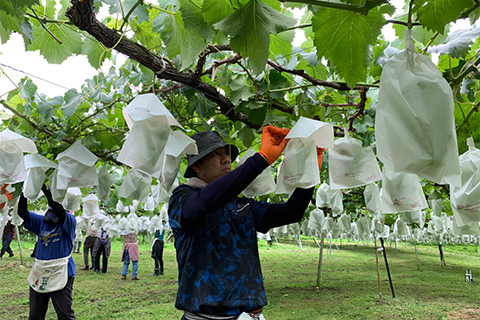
[267, 59, 353, 91]
[31, 9, 62, 44]
[195, 44, 231, 76]
[66, 0, 259, 129]
[451, 54, 480, 88]
[348, 87, 368, 132]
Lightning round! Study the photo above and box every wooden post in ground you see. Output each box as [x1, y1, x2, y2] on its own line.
[374, 234, 382, 299]
[438, 243, 446, 267]
[316, 232, 325, 287]
[414, 239, 420, 271]
[15, 225, 23, 264]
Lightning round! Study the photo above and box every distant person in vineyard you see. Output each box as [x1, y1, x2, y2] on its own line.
[121, 232, 140, 280]
[81, 222, 97, 270]
[93, 226, 111, 273]
[17, 184, 77, 320]
[168, 127, 324, 319]
[1, 218, 15, 259]
[150, 222, 165, 276]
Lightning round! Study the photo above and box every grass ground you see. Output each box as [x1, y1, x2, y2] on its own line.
[1, 236, 479, 320]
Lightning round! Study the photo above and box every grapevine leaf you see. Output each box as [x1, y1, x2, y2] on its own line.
[83, 37, 112, 69]
[312, 7, 385, 87]
[29, 23, 83, 64]
[163, 0, 214, 70]
[35, 94, 54, 121]
[130, 19, 163, 50]
[19, 77, 37, 101]
[415, 0, 474, 34]
[269, 30, 295, 59]
[62, 89, 82, 118]
[214, 0, 296, 75]
[201, 0, 234, 25]
[229, 75, 255, 105]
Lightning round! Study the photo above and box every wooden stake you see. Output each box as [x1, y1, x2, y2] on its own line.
[316, 233, 325, 287]
[374, 234, 382, 299]
[380, 237, 395, 298]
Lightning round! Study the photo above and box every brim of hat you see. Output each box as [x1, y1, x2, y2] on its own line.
[184, 144, 239, 178]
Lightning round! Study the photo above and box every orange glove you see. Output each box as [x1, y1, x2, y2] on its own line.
[0, 184, 12, 210]
[258, 125, 290, 165]
[317, 148, 326, 172]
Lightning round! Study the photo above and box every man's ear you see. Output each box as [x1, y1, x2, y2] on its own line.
[191, 162, 201, 175]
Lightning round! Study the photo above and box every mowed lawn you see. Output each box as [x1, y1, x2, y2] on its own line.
[1, 236, 479, 320]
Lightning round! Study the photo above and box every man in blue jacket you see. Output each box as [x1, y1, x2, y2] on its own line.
[168, 126, 324, 320]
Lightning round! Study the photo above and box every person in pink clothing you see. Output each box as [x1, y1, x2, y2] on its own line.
[121, 232, 140, 280]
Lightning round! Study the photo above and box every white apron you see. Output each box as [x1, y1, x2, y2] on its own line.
[27, 256, 70, 293]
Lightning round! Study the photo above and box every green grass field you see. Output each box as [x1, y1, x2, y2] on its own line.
[1, 236, 479, 320]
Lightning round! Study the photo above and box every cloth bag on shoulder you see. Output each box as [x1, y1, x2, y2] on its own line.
[328, 135, 381, 189]
[375, 29, 460, 187]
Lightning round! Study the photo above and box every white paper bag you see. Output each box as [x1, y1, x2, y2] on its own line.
[144, 196, 155, 212]
[0, 142, 27, 184]
[123, 93, 182, 130]
[428, 198, 443, 217]
[0, 129, 37, 184]
[285, 116, 334, 148]
[375, 29, 460, 187]
[82, 194, 100, 218]
[315, 182, 330, 208]
[393, 217, 410, 237]
[56, 141, 98, 189]
[118, 169, 152, 203]
[364, 183, 382, 215]
[450, 137, 480, 226]
[338, 214, 351, 233]
[452, 219, 480, 236]
[315, 182, 343, 214]
[0, 129, 37, 153]
[276, 138, 319, 194]
[152, 131, 197, 192]
[97, 165, 112, 201]
[23, 154, 58, 200]
[307, 208, 325, 233]
[24, 168, 46, 201]
[356, 216, 372, 241]
[328, 136, 381, 189]
[400, 210, 425, 228]
[235, 148, 276, 197]
[62, 188, 82, 212]
[118, 116, 171, 174]
[380, 167, 428, 213]
[49, 169, 67, 203]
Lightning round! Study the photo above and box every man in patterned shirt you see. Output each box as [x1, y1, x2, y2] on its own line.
[168, 126, 324, 320]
